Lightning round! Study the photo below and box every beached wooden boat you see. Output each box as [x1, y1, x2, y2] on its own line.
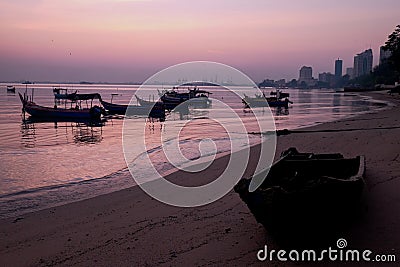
[19, 93, 103, 120]
[6, 85, 16, 93]
[234, 147, 365, 241]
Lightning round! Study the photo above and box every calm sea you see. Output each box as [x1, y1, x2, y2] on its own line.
[0, 83, 388, 218]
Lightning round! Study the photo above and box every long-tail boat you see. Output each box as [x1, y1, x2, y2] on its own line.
[99, 94, 165, 119]
[19, 92, 103, 120]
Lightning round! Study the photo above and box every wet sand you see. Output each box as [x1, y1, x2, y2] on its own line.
[1, 91, 399, 266]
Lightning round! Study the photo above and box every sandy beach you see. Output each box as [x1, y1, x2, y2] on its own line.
[1, 91, 399, 266]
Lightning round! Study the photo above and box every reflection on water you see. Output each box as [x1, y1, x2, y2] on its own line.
[20, 119, 105, 148]
[274, 107, 289, 116]
[73, 123, 103, 144]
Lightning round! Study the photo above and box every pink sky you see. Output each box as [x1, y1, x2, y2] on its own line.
[0, 0, 399, 83]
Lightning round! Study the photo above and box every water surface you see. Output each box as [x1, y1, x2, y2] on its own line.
[0, 83, 387, 218]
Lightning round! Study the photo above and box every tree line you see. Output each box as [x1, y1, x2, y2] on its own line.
[351, 25, 400, 88]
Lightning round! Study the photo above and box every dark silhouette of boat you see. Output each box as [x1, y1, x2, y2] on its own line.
[158, 87, 212, 110]
[242, 89, 292, 108]
[270, 90, 290, 98]
[135, 95, 157, 107]
[99, 94, 165, 119]
[6, 85, 16, 93]
[234, 147, 365, 245]
[53, 88, 77, 100]
[19, 93, 103, 120]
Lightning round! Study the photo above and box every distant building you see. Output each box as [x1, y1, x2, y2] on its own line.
[259, 78, 287, 88]
[346, 67, 354, 79]
[276, 79, 286, 86]
[318, 72, 334, 85]
[353, 49, 373, 78]
[379, 46, 391, 64]
[258, 79, 275, 88]
[298, 66, 316, 86]
[335, 59, 343, 78]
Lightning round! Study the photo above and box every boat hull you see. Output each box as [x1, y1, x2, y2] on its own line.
[24, 104, 102, 120]
[242, 98, 289, 108]
[6, 86, 15, 93]
[101, 99, 165, 118]
[100, 100, 128, 115]
[19, 93, 102, 120]
[234, 147, 365, 244]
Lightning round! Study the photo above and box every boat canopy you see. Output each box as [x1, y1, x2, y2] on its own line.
[73, 93, 101, 101]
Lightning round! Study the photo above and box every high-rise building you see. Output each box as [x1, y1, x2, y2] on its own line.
[298, 66, 313, 85]
[353, 49, 373, 78]
[335, 58, 343, 78]
[380, 46, 391, 64]
[276, 79, 286, 86]
[318, 72, 334, 86]
[346, 67, 354, 79]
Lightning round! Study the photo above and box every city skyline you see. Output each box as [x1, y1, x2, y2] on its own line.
[0, 0, 399, 83]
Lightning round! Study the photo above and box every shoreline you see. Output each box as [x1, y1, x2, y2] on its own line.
[1, 91, 400, 266]
[0, 90, 391, 220]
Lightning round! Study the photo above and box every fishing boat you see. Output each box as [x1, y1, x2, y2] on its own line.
[242, 89, 292, 108]
[19, 92, 103, 120]
[159, 87, 212, 110]
[100, 99, 128, 115]
[6, 85, 16, 93]
[242, 94, 291, 108]
[135, 95, 158, 107]
[99, 94, 165, 119]
[234, 147, 365, 243]
[270, 90, 290, 98]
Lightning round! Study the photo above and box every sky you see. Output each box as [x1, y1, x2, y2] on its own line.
[0, 0, 399, 83]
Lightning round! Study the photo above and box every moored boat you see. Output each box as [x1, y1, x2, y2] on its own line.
[159, 87, 212, 110]
[19, 93, 103, 120]
[242, 89, 292, 108]
[270, 90, 290, 98]
[135, 95, 158, 107]
[234, 147, 365, 243]
[6, 85, 16, 93]
[99, 94, 165, 119]
[242, 94, 291, 108]
[99, 99, 129, 115]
